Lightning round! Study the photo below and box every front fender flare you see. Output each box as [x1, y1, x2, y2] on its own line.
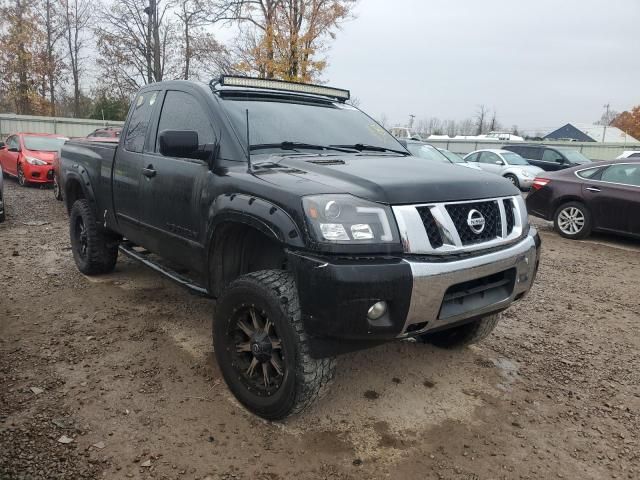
[205, 193, 305, 253]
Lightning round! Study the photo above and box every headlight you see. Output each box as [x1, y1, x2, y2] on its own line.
[302, 195, 399, 244]
[25, 156, 47, 166]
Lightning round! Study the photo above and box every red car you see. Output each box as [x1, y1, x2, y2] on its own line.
[0, 133, 68, 186]
[87, 126, 122, 138]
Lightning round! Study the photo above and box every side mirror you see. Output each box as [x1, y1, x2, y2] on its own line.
[0, 142, 5, 149]
[8, 146, 19, 153]
[495, 160, 504, 165]
[158, 130, 199, 158]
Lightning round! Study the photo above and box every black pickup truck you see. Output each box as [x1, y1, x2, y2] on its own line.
[60, 76, 540, 419]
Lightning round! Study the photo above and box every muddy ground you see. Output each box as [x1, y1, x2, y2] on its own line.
[1, 179, 639, 480]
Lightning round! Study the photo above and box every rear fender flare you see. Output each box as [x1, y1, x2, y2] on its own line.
[63, 169, 97, 214]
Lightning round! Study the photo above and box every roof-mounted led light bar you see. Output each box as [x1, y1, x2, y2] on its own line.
[217, 75, 350, 102]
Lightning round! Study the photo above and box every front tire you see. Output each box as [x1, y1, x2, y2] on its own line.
[504, 174, 519, 189]
[17, 163, 27, 186]
[213, 270, 336, 420]
[553, 201, 591, 240]
[69, 199, 119, 274]
[53, 173, 63, 201]
[416, 314, 501, 349]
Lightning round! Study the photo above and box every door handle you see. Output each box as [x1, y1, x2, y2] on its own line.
[586, 186, 600, 192]
[142, 165, 157, 178]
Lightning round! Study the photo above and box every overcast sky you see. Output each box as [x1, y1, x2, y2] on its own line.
[318, 0, 640, 134]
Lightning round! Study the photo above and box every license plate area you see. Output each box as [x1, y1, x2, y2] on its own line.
[438, 268, 516, 320]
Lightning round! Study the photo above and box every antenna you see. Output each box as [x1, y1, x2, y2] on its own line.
[246, 109, 252, 171]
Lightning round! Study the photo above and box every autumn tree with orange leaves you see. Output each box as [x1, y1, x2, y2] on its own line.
[612, 106, 640, 141]
[225, 0, 356, 82]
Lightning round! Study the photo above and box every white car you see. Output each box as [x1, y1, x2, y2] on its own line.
[616, 150, 640, 159]
[405, 141, 482, 171]
[464, 149, 544, 190]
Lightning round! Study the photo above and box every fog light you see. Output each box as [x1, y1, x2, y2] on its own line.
[367, 301, 387, 320]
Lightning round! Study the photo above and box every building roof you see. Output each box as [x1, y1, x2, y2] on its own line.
[545, 123, 640, 143]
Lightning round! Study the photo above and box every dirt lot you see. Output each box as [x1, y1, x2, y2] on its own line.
[1, 179, 639, 480]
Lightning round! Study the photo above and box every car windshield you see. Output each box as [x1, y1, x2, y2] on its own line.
[221, 95, 403, 155]
[500, 152, 529, 165]
[556, 148, 591, 164]
[23, 136, 67, 151]
[438, 149, 465, 163]
[406, 144, 451, 163]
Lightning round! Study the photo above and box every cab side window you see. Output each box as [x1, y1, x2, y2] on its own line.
[156, 91, 215, 154]
[466, 152, 479, 162]
[124, 91, 159, 153]
[542, 149, 564, 163]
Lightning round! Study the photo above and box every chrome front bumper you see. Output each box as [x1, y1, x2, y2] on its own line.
[399, 227, 539, 337]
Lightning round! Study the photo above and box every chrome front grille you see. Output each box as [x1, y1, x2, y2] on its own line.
[392, 195, 527, 255]
[445, 200, 501, 245]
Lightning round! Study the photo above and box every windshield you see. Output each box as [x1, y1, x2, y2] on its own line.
[23, 136, 67, 151]
[438, 149, 465, 163]
[221, 96, 402, 155]
[500, 152, 529, 165]
[556, 148, 591, 164]
[406, 143, 450, 163]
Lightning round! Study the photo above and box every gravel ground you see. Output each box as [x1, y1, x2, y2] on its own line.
[1, 179, 639, 480]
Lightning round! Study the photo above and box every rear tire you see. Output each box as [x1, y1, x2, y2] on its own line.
[416, 314, 501, 349]
[553, 201, 591, 240]
[504, 174, 519, 189]
[213, 270, 336, 420]
[69, 199, 119, 274]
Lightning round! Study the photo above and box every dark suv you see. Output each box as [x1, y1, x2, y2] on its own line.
[503, 144, 591, 171]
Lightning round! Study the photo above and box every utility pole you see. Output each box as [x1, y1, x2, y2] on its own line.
[602, 103, 610, 142]
[408, 114, 415, 129]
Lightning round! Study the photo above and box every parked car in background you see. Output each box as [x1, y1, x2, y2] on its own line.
[436, 147, 482, 170]
[87, 126, 122, 138]
[404, 140, 482, 171]
[0, 133, 68, 186]
[0, 163, 5, 222]
[464, 149, 543, 190]
[616, 150, 640, 159]
[526, 160, 640, 240]
[502, 144, 591, 171]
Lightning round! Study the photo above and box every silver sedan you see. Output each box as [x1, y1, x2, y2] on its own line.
[464, 149, 544, 190]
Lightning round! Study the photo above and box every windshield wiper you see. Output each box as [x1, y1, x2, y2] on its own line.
[249, 142, 355, 153]
[330, 143, 409, 155]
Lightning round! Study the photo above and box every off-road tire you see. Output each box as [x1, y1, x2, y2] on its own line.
[553, 201, 592, 240]
[504, 174, 519, 189]
[69, 199, 118, 275]
[213, 270, 336, 420]
[417, 314, 501, 349]
[0, 208, 5, 223]
[53, 173, 63, 201]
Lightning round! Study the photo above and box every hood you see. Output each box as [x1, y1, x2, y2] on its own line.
[512, 164, 544, 175]
[24, 149, 57, 164]
[255, 154, 519, 205]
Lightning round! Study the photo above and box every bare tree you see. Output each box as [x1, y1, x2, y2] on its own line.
[475, 104, 488, 135]
[60, 0, 92, 116]
[33, 0, 64, 115]
[96, 0, 176, 97]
